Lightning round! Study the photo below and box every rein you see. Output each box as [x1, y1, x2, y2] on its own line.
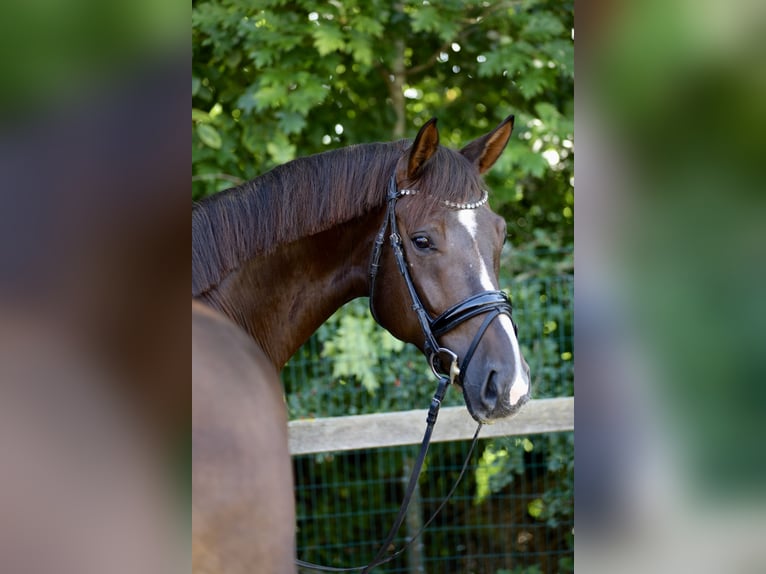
[297, 173, 515, 572]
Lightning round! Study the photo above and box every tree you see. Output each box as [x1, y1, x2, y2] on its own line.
[192, 0, 573, 247]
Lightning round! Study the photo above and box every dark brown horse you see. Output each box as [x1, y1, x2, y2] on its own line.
[192, 116, 531, 573]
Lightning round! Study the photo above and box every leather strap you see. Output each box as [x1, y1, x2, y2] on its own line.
[431, 290, 512, 338]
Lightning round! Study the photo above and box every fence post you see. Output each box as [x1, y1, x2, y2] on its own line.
[402, 454, 425, 573]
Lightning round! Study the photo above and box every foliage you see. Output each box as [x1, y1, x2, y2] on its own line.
[319, 301, 404, 394]
[192, 0, 574, 246]
[474, 439, 528, 504]
[477, 431, 574, 526]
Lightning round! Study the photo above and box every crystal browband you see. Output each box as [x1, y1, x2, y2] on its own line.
[398, 188, 490, 210]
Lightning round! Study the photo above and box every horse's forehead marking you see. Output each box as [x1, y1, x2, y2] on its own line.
[455, 209, 492, 288]
[456, 209, 479, 240]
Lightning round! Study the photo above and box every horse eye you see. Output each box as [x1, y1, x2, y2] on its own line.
[412, 235, 432, 250]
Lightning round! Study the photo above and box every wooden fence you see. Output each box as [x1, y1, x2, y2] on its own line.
[288, 396, 573, 455]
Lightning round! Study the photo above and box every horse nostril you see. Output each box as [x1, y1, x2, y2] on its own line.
[482, 370, 499, 411]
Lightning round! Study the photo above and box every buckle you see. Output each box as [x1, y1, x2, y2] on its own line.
[429, 347, 460, 384]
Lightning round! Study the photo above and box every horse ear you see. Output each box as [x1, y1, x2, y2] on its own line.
[460, 114, 514, 174]
[407, 118, 439, 178]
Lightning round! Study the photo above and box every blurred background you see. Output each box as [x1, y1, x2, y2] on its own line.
[576, 0, 766, 572]
[0, 1, 188, 573]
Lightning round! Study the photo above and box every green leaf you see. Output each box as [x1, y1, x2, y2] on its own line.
[527, 498, 545, 518]
[241, 126, 262, 155]
[522, 12, 565, 39]
[196, 123, 222, 149]
[236, 84, 260, 115]
[479, 45, 529, 78]
[435, 18, 461, 43]
[516, 70, 550, 99]
[266, 132, 296, 165]
[348, 32, 374, 67]
[313, 25, 345, 56]
[277, 111, 307, 135]
[409, 5, 440, 34]
[351, 14, 384, 37]
[534, 102, 561, 127]
[250, 48, 275, 68]
[474, 445, 511, 504]
[542, 39, 574, 78]
[285, 74, 328, 115]
[516, 146, 550, 178]
[225, 49, 242, 69]
[191, 107, 212, 123]
[254, 83, 288, 111]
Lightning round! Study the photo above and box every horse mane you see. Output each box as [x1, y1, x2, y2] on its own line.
[192, 139, 486, 297]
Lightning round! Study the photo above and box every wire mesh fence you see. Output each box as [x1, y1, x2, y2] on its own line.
[284, 250, 573, 573]
[293, 432, 573, 574]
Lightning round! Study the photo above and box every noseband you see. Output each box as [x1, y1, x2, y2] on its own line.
[369, 173, 515, 382]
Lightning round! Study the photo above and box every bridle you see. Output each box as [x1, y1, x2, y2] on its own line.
[369, 173, 515, 383]
[296, 173, 516, 573]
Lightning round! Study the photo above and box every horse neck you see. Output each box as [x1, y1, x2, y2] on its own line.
[203, 209, 384, 370]
[193, 142, 404, 368]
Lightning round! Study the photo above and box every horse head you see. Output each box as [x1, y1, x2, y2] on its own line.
[369, 116, 531, 422]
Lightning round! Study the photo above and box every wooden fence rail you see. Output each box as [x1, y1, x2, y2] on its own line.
[288, 396, 573, 455]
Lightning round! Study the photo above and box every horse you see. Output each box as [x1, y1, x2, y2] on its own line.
[192, 115, 531, 573]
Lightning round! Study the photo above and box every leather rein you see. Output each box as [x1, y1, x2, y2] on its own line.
[296, 173, 516, 572]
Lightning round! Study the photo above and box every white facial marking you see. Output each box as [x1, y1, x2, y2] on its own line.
[456, 209, 529, 407]
[457, 211, 495, 290]
[502, 314, 529, 405]
[456, 209, 478, 238]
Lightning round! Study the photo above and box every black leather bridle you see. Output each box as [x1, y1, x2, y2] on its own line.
[369, 173, 515, 382]
[296, 173, 516, 573]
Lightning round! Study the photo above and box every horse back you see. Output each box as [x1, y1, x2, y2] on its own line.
[192, 300, 296, 574]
